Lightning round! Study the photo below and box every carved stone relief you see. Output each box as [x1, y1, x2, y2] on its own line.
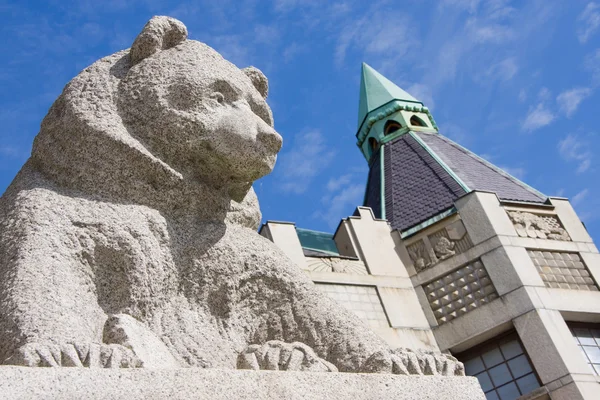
[406, 220, 473, 273]
[507, 211, 571, 241]
[304, 257, 369, 275]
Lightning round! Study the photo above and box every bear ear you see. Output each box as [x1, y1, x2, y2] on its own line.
[130, 16, 188, 65]
[242, 66, 269, 99]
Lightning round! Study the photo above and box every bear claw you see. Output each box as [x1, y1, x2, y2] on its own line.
[5, 342, 142, 368]
[237, 340, 337, 372]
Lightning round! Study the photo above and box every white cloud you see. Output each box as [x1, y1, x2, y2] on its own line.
[253, 24, 279, 45]
[282, 42, 307, 63]
[335, 9, 415, 66]
[572, 188, 589, 206]
[440, 0, 480, 12]
[577, 2, 600, 43]
[556, 88, 592, 117]
[277, 130, 335, 194]
[558, 134, 592, 173]
[477, 57, 518, 83]
[0, 145, 25, 158]
[209, 35, 249, 67]
[518, 89, 527, 102]
[326, 174, 353, 192]
[466, 19, 516, 44]
[406, 83, 435, 109]
[315, 182, 364, 229]
[522, 104, 555, 132]
[537, 87, 551, 102]
[585, 49, 600, 84]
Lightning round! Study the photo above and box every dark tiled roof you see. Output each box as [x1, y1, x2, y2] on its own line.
[416, 132, 546, 203]
[365, 134, 466, 231]
[363, 148, 382, 219]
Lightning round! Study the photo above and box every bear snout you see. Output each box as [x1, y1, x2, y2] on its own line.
[257, 126, 283, 154]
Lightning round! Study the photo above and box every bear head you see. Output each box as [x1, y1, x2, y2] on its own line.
[30, 16, 282, 225]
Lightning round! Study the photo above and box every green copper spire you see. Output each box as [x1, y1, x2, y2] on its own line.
[355, 63, 439, 162]
[358, 63, 422, 128]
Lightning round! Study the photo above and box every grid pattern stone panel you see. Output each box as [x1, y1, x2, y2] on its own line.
[315, 283, 389, 329]
[527, 250, 598, 291]
[423, 259, 498, 324]
[460, 334, 541, 400]
[568, 323, 600, 375]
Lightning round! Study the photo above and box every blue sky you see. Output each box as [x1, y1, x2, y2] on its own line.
[1, 0, 599, 243]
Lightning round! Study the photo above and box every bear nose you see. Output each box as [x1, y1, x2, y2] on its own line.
[258, 125, 283, 153]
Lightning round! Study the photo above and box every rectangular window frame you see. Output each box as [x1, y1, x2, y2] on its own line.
[456, 331, 542, 400]
[567, 321, 600, 375]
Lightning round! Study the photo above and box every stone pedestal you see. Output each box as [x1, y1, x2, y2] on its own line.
[0, 367, 485, 399]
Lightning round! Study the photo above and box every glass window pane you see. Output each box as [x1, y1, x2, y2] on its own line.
[516, 374, 540, 395]
[594, 364, 600, 375]
[485, 391, 500, 400]
[476, 372, 493, 392]
[500, 340, 522, 360]
[489, 364, 512, 387]
[497, 382, 520, 400]
[465, 357, 485, 375]
[507, 355, 532, 378]
[573, 328, 596, 345]
[482, 348, 504, 368]
[584, 346, 600, 363]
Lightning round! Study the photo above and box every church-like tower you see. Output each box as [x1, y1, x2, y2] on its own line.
[359, 63, 546, 236]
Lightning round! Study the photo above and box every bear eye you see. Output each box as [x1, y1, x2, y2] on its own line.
[211, 92, 225, 104]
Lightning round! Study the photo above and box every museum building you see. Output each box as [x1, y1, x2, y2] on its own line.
[260, 64, 600, 400]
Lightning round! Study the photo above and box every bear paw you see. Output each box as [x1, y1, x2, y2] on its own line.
[361, 348, 464, 376]
[237, 340, 338, 372]
[5, 342, 142, 368]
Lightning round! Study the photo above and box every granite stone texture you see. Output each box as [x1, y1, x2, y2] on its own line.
[0, 15, 466, 380]
[0, 367, 486, 400]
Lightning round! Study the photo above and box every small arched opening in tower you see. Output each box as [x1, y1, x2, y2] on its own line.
[368, 137, 380, 154]
[384, 120, 402, 136]
[410, 115, 427, 127]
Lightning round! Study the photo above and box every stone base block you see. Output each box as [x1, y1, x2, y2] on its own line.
[0, 367, 485, 399]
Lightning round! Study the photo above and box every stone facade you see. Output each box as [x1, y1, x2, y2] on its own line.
[265, 194, 600, 400]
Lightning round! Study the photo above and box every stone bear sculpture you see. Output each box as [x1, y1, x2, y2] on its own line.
[0, 16, 463, 375]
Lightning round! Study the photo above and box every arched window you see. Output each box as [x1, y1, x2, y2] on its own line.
[384, 120, 402, 136]
[368, 137, 379, 153]
[410, 115, 427, 127]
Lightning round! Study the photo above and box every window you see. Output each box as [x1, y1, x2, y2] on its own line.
[410, 115, 427, 127]
[384, 120, 402, 136]
[368, 137, 379, 152]
[458, 333, 540, 400]
[568, 323, 600, 375]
